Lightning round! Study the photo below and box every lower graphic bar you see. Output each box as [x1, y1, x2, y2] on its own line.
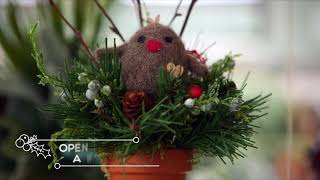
[54, 163, 160, 169]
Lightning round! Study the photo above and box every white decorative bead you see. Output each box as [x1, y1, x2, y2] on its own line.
[86, 89, 97, 100]
[94, 99, 104, 108]
[184, 98, 195, 108]
[88, 80, 100, 90]
[101, 85, 111, 96]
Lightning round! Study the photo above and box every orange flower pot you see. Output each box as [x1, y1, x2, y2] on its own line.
[101, 149, 193, 180]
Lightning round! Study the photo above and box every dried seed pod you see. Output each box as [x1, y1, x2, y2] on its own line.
[166, 62, 176, 72]
[173, 65, 184, 78]
[166, 62, 184, 78]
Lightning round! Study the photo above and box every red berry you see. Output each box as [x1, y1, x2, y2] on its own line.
[187, 85, 204, 98]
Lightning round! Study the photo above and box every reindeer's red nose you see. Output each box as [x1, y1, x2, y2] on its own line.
[146, 39, 163, 53]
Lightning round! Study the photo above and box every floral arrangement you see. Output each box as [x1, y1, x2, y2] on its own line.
[30, 0, 270, 169]
[30, 27, 269, 169]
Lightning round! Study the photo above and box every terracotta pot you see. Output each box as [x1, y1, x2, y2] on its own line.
[102, 149, 193, 180]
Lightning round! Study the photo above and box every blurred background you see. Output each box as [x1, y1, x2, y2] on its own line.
[0, 0, 319, 179]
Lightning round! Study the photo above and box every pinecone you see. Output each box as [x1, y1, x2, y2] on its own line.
[122, 90, 155, 121]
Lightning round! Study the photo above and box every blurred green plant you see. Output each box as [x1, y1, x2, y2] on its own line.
[0, 0, 112, 96]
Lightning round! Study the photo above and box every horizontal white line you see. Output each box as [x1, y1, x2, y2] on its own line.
[60, 164, 160, 168]
[37, 139, 133, 142]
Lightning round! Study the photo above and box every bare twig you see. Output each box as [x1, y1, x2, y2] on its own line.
[133, 0, 144, 27]
[48, 0, 97, 64]
[94, 0, 125, 43]
[179, 0, 198, 37]
[168, 0, 183, 26]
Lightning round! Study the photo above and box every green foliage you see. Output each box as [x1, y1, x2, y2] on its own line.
[30, 24, 270, 167]
[208, 53, 240, 83]
[0, 0, 113, 95]
[29, 22, 63, 88]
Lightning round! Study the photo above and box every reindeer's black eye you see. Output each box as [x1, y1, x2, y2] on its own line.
[164, 36, 173, 43]
[137, 35, 146, 43]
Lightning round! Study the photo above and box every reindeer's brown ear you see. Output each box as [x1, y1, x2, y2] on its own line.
[185, 53, 209, 77]
[95, 43, 128, 60]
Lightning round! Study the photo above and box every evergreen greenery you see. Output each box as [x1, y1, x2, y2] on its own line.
[29, 23, 270, 168]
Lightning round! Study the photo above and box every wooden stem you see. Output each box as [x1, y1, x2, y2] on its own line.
[136, 0, 144, 27]
[94, 0, 125, 43]
[48, 0, 97, 64]
[179, 0, 198, 37]
[168, 0, 183, 26]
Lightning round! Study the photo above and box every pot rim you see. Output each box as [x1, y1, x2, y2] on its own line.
[101, 148, 193, 174]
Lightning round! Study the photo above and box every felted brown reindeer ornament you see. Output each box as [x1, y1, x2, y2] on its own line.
[95, 18, 208, 94]
[96, 15, 208, 121]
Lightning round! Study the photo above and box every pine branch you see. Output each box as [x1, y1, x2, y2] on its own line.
[168, 0, 183, 26]
[179, 0, 198, 37]
[48, 0, 97, 64]
[94, 0, 125, 43]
